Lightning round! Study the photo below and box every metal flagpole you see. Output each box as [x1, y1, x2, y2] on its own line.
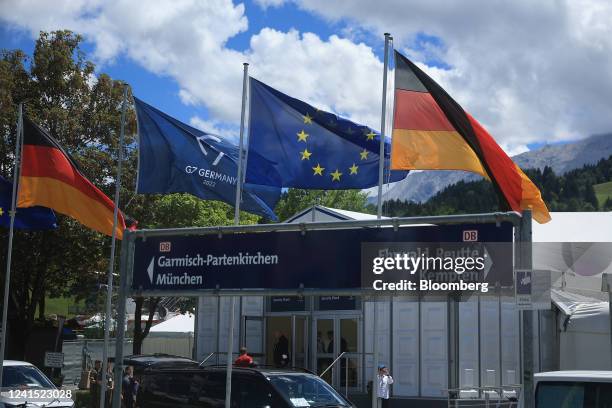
[226, 62, 248, 408]
[111, 235, 130, 408]
[100, 85, 129, 408]
[377, 33, 391, 220]
[0, 103, 24, 387]
[518, 210, 533, 408]
[234, 62, 249, 225]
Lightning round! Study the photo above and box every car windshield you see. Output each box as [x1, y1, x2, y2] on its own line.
[536, 381, 612, 407]
[267, 373, 348, 407]
[1, 365, 55, 389]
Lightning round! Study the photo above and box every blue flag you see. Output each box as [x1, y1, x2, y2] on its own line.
[246, 78, 408, 189]
[0, 176, 57, 230]
[134, 98, 280, 220]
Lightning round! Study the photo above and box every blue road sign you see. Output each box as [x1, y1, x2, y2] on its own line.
[130, 223, 514, 293]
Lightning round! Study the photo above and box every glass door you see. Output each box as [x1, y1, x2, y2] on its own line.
[313, 316, 361, 390]
[314, 318, 335, 384]
[292, 315, 308, 369]
[339, 318, 361, 392]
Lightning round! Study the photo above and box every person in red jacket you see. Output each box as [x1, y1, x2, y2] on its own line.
[234, 347, 254, 367]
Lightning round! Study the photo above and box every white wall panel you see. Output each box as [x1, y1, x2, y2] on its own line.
[420, 301, 448, 397]
[392, 298, 419, 396]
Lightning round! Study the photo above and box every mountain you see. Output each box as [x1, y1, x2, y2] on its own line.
[369, 133, 612, 203]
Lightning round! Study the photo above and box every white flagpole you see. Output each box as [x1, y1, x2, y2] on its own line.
[234, 62, 249, 225]
[377, 33, 392, 220]
[100, 84, 129, 408]
[0, 103, 24, 387]
[226, 62, 248, 408]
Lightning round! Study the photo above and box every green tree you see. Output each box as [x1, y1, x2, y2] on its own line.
[0, 30, 260, 358]
[274, 189, 370, 221]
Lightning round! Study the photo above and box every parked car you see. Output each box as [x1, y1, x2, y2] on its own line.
[534, 370, 612, 407]
[137, 365, 356, 407]
[118, 353, 200, 385]
[1, 360, 74, 407]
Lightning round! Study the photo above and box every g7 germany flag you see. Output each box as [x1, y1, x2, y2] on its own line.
[391, 50, 550, 224]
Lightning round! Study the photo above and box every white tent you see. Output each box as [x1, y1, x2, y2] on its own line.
[142, 313, 195, 358]
[552, 289, 611, 370]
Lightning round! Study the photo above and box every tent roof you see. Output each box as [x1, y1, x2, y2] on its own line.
[150, 313, 194, 333]
[285, 205, 387, 223]
[533, 212, 612, 242]
[552, 289, 609, 334]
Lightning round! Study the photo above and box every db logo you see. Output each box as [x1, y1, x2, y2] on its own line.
[462, 230, 478, 242]
[159, 242, 171, 252]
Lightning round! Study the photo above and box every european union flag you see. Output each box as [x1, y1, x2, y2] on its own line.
[246, 78, 408, 189]
[0, 176, 56, 230]
[134, 98, 280, 220]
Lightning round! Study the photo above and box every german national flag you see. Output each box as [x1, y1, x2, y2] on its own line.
[391, 51, 551, 223]
[17, 118, 126, 238]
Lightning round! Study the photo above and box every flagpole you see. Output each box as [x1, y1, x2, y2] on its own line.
[0, 103, 23, 387]
[100, 84, 129, 408]
[377, 33, 391, 219]
[226, 62, 248, 408]
[234, 62, 249, 225]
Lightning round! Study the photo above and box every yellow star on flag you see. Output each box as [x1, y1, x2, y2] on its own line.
[349, 163, 358, 175]
[300, 149, 312, 160]
[303, 113, 313, 124]
[331, 169, 342, 181]
[312, 163, 324, 175]
[360, 149, 369, 160]
[365, 131, 376, 140]
[0, 207, 4, 216]
[297, 130, 309, 142]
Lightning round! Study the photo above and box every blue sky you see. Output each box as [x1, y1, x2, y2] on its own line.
[1, 0, 611, 154]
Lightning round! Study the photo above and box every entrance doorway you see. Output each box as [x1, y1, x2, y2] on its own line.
[314, 316, 361, 391]
[265, 315, 309, 369]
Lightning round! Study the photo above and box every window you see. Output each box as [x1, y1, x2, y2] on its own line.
[1, 365, 55, 389]
[536, 381, 612, 408]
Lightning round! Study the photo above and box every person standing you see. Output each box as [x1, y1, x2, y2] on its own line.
[234, 347, 254, 367]
[273, 332, 289, 367]
[89, 360, 102, 408]
[121, 366, 139, 408]
[377, 364, 393, 408]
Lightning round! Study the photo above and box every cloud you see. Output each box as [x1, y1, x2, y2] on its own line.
[290, 0, 612, 148]
[1, 0, 611, 154]
[253, 0, 287, 9]
[0, 0, 384, 131]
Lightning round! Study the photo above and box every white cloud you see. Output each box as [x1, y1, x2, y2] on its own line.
[0, 0, 384, 132]
[1, 0, 611, 154]
[253, 0, 287, 9]
[290, 0, 612, 150]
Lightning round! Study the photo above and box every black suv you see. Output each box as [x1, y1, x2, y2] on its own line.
[137, 365, 355, 407]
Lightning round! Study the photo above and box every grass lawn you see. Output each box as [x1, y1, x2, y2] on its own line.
[40, 296, 86, 318]
[594, 181, 612, 207]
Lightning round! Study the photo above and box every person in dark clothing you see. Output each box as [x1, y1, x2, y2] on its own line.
[121, 366, 139, 408]
[89, 360, 102, 408]
[273, 331, 290, 367]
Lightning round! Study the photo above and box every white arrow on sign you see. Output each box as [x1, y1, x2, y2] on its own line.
[147, 257, 155, 283]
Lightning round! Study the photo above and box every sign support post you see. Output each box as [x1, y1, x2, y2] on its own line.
[518, 210, 533, 408]
[111, 236, 131, 408]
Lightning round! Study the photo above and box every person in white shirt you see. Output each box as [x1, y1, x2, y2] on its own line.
[377, 364, 393, 408]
